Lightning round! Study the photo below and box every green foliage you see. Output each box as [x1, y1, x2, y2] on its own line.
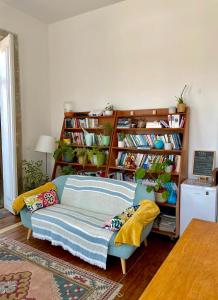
[75, 147, 88, 167]
[53, 140, 75, 161]
[135, 162, 172, 199]
[57, 166, 76, 176]
[176, 84, 187, 104]
[165, 159, 174, 166]
[88, 148, 106, 167]
[22, 160, 47, 192]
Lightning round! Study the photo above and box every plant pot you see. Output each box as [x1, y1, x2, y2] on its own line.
[155, 192, 167, 203]
[63, 154, 74, 163]
[164, 142, 172, 150]
[165, 165, 173, 173]
[118, 141, 125, 148]
[104, 110, 113, 116]
[92, 153, 105, 167]
[101, 135, 110, 146]
[64, 111, 74, 118]
[85, 134, 93, 146]
[168, 106, 177, 114]
[78, 156, 87, 166]
[177, 103, 186, 113]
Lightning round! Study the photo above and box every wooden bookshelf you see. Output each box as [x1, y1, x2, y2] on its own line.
[52, 107, 189, 238]
[108, 107, 189, 238]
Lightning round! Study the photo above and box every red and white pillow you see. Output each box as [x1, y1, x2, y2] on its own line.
[24, 189, 59, 213]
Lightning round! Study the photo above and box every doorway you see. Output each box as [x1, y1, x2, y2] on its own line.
[0, 33, 18, 213]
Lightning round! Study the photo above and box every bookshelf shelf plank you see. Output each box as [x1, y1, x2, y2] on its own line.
[56, 161, 107, 168]
[116, 128, 184, 133]
[112, 147, 182, 155]
[108, 165, 179, 176]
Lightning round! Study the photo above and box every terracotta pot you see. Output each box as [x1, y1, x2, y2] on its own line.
[155, 192, 167, 203]
[64, 111, 74, 118]
[177, 103, 186, 113]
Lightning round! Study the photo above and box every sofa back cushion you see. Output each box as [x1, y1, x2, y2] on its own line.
[134, 183, 155, 205]
[60, 175, 137, 216]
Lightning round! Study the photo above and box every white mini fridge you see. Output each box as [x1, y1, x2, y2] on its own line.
[180, 180, 218, 235]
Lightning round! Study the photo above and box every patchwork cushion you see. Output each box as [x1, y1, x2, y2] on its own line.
[24, 195, 43, 213]
[37, 189, 59, 207]
[102, 205, 139, 231]
[24, 189, 58, 213]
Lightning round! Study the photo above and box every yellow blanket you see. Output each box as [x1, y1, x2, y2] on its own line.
[12, 182, 57, 214]
[114, 200, 160, 247]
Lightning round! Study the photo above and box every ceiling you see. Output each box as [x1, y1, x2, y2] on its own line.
[2, 0, 125, 23]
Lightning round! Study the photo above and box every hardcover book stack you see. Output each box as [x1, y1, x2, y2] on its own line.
[70, 118, 99, 128]
[118, 133, 182, 150]
[116, 152, 181, 170]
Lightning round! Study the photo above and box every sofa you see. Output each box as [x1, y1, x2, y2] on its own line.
[20, 175, 155, 274]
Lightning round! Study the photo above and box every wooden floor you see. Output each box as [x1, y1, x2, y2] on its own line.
[0, 209, 175, 300]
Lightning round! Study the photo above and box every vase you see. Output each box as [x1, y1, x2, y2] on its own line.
[101, 136, 110, 146]
[164, 142, 172, 150]
[177, 103, 186, 113]
[168, 106, 177, 114]
[104, 110, 113, 116]
[85, 133, 93, 146]
[165, 165, 173, 173]
[118, 141, 125, 148]
[155, 192, 167, 203]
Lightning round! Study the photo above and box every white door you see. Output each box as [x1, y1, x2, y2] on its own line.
[0, 34, 18, 213]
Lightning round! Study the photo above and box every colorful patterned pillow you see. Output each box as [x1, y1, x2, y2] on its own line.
[37, 189, 59, 207]
[24, 195, 43, 213]
[102, 205, 139, 231]
[24, 189, 59, 213]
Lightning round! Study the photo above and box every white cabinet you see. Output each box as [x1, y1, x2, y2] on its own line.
[180, 182, 218, 235]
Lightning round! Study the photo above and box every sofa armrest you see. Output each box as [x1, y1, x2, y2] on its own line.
[20, 207, 32, 230]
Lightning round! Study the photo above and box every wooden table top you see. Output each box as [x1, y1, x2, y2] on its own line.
[140, 219, 218, 300]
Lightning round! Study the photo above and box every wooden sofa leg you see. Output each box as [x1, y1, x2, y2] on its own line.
[121, 258, 126, 275]
[144, 238, 148, 247]
[27, 229, 32, 240]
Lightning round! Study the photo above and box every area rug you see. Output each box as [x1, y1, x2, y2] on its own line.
[0, 238, 122, 300]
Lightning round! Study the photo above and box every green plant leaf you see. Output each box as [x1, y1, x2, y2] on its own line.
[162, 190, 170, 199]
[135, 168, 146, 179]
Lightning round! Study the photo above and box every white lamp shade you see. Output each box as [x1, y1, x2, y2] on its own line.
[35, 135, 55, 154]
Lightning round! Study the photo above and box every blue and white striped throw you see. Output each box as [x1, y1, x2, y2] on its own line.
[61, 175, 137, 216]
[32, 204, 113, 269]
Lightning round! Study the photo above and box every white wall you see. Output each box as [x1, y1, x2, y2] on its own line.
[48, 0, 217, 176]
[0, 0, 50, 163]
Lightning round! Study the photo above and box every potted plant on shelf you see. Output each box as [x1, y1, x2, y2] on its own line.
[118, 132, 125, 148]
[176, 84, 187, 113]
[135, 162, 171, 203]
[104, 103, 114, 116]
[164, 159, 174, 173]
[101, 123, 113, 146]
[53, 140, 75, 163]
[88, 148, 106, 167]
[75, 147, 88, 167]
